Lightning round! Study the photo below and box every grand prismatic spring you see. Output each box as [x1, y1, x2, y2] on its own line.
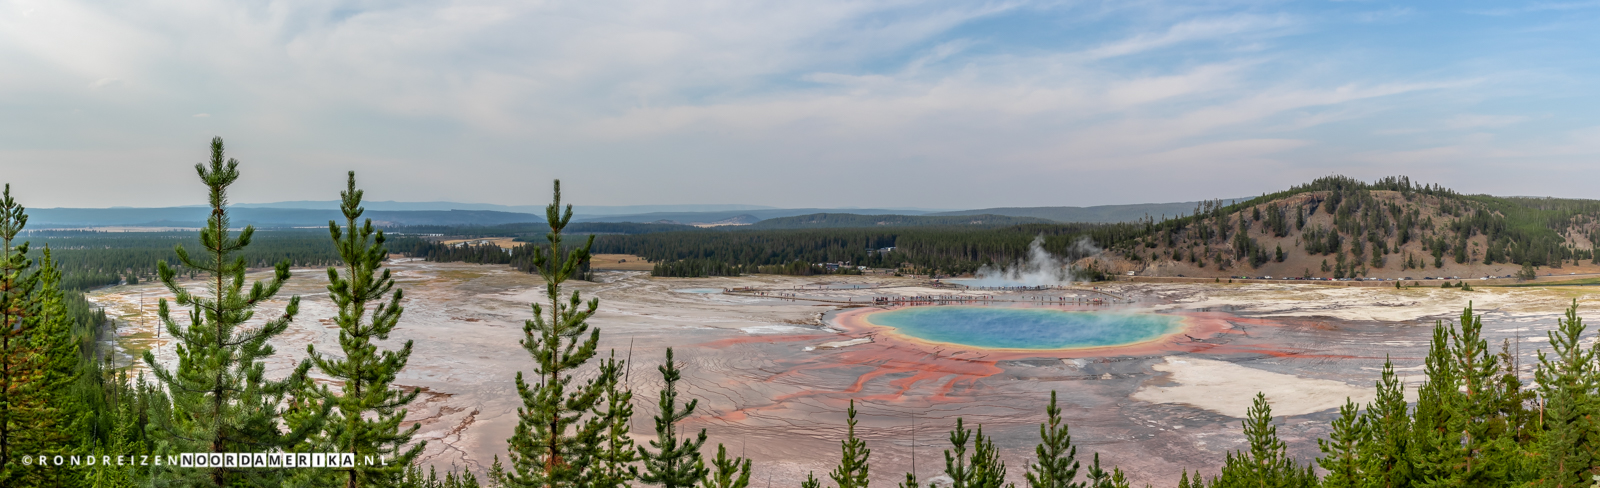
[862, 306, 1185, 350]
[89, 262, 1600, 486]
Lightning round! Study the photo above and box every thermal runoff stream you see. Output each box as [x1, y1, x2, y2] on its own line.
[863, 306, 1185, 350]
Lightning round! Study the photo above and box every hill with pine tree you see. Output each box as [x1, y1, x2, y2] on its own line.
[1109, 175, 1600, 280]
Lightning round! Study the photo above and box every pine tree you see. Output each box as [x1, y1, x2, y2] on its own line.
[830, 400, 870, 488]
[593, 351, 638, 488]
[63, 366, 138, 484]
[18, 248, 90, 487]
[486, 456, 507, 488]
[638, 348, 707, 488]
[945, 418, 974, 488]
[1446, 302, 1512, 485]
[804, 472, 823, 488]
[1025, 391, 1082, 488]
[1083, 454, 1109, 488]
[1361, 358, 1413, 488]
[1315, 398, 1368, 487]
[304, 172, 424, 487]
[1531, 300, 1598, 487]
[89, 369, 163, 485]
[142, 137, 315, 486]
[969, 425, 1010, 488]
[1106, 468, 1130, 488]
[0, 184, 41, 485]
[1409, 303, 1524, 487]
[503, 180, 610, 488]
[1241, 393, 1288, 482]
[29, 248, 84, 416]
[398, 464, 481, 488]
[703, 444, 752, 488]
[1213, 393, 1305, 487]
[1410, 318, 1459, 487]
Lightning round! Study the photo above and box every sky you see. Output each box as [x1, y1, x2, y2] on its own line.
[1, 0, 1597, 210]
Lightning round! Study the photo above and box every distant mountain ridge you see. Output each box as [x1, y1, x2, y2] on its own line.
[27, 207, 544, 228]
[748, 213, 1053, 229]
[928, 199, 1247, 223]
[573, 208, 936, 224]
[229, 201, 782, 216]
[28, 199, 1241, 228]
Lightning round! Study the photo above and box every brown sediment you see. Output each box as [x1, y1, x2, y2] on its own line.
[399, 386, 461, 429]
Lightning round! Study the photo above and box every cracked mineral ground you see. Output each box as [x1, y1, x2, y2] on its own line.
[89, 260, 1600, 487]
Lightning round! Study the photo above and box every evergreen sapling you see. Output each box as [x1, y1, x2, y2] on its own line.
[830, 400, 870, 488]
[142, 137, 315, 486]
[502, 180, 610, 488]
[303, 172, 424, 487]
[1025, 391, 1082, 488]
[638, 348, 707, 488]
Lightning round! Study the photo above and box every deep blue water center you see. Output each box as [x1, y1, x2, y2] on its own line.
[865, 306, 1182, 350]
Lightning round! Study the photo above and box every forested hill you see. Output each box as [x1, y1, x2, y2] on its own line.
[1116, 175, 1600, 279]
[589, 176, 1600, 279]
[748, 213, 1052, 229]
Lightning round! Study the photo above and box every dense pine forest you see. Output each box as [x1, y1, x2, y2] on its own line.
[17, 229, 396, 291]
[587, 224, 1139, 277]
[389, 221, 697, 238]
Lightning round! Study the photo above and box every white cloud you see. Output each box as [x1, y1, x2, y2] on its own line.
[1083, 13, 1297, 60]
[0, 0, 1589, 208]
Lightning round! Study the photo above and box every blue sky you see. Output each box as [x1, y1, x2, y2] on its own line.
[1, 0, 1597, 209]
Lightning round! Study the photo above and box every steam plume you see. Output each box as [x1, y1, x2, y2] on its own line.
[965, 236, 1101, 286]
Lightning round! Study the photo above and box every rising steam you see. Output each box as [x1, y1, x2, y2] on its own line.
[959, 236, 1103, 287]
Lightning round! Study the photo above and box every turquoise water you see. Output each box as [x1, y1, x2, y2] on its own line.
[865, 307, 1182, 349]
